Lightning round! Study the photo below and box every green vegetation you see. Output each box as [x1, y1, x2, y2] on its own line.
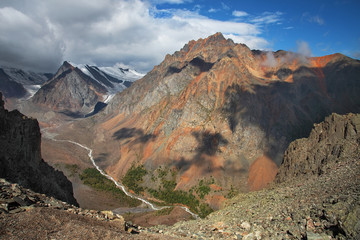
[147, 166, 214, 218]
[64, 164, 79, 177]
[195, 179, 211, 199]
[80, 168, 140, 207]
[120, 164, 214, 218]
[121, 164, 147, 194]
[226, 185, 238, 199]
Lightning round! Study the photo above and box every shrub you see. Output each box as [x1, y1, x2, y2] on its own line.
[121, 164, 147, 194]
[80, 168, 140, 207]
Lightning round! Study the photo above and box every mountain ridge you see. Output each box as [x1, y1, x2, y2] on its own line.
[76, 32, 360, 200]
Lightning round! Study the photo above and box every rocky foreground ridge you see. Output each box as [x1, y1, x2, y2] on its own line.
[0, 178, 184, 240]
[0, 92, 78, 206]
[151, 113, 360, 239]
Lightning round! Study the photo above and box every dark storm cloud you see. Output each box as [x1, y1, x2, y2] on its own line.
[0, 0, 275, 73]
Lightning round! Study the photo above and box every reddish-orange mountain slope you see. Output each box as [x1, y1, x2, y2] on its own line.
[63, 33, 360, 198]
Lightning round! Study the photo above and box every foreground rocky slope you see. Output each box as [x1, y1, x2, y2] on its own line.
[152, 113, 360, 239]
[65, 33, 360, 203]
[0, 178, 183, 240]
[0, 92, 77, 206]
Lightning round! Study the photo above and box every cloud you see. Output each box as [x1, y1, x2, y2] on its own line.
[232, 10, 248, 17]
[150, 0, 192, 4]
[353, 52, 360, 59]
[302, 12, 325, 25]
[0, 7, 63, 72]
[221, 2, 230, 10]
[296, 40, 312, 57]
[208, 8, 218, 13]
[251, 11, 283, 24]
[0, 0, 279, 73]
[262, 51, 277, 67]
[309, 15, 325, 25]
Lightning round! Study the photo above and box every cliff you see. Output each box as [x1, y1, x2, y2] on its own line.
[0, 92, 78, 206]
[276, 113, 360, 182]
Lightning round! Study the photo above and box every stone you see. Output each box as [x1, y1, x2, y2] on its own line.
[101, 210, 115, 220]
[240, 221, 251, 231]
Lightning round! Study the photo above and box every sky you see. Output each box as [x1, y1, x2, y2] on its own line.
[0, 0, 359, 73]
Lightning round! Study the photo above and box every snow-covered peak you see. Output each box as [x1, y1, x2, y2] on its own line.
[70, 63, 144, 95]
[0, 65, 50, 85]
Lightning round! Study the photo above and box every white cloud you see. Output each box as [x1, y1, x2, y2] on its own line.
[232, 10, 248, 17]
[310, 15, 325, 25]
[208, 8, 218, 13]
[296, 40, 312, 57]
[221, 2, 230, 10]
[251, 11, 283, 24]
[302, 12, 325, 26]
[150, 0, 192, 4]
[0, 0, 280, 73]
[262, 51, 277, 67]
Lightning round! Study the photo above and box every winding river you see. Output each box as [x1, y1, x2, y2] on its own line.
[49, 137, 198, 219]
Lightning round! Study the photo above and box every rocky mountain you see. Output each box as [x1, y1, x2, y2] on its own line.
[31, 61, 143, 117]
[73, 32, 360, 202]
[0, 66, 50, 99]
[151, 113, 360, 239]
[0, 92, 78, 206]
[276, 112, 360, 182]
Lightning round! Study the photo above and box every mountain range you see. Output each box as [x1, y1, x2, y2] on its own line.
[1, 32, 359, 239]
[58, 33, 360, 206]
[0, 61, 143, 114]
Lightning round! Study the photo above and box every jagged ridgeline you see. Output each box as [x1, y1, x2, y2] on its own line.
[65, 32, 360, 210]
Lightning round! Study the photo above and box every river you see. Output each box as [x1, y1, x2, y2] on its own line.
[48, 137, 198, 218]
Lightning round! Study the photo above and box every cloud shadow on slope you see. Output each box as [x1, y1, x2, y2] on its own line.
[221, 61, 360, 164]
[112, 127, 157, 144]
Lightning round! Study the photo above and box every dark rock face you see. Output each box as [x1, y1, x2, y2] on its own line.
[0, 68, 27, 98]
[31, 61, 107, 116]
[0, 66, 50, 99]
[276, 113, 360, 182]
[0, 92, 78, 206]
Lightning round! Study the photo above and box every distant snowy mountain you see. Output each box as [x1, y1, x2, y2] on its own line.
[0, 66, 51, 99]
[31, 61, 144, 117]
[74, 63, 144, 103]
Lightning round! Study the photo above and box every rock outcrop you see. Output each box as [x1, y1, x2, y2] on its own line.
[276, 113, 360, 182]
[76, 32, 360, 196]
[151, 113, 360, 239]
[0, 92, 78, 206]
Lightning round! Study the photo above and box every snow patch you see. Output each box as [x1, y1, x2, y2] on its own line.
[24, 84, 41, 99]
